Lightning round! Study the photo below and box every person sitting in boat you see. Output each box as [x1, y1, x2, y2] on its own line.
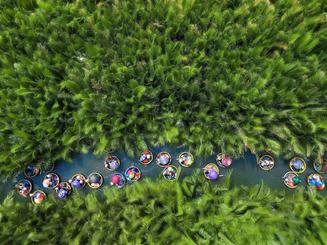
[163, 167, 176, 180]
[216, 154, 232, 168]
[104, 157, 119, 170]
[43, 174, 59, 188]
[179, 153, 194, 167]
[17, 182, 30, 197]
[110, 174, 126, 187]
[159, 154, 170, 165]
[140, 150, 152, 164]
[70, 175, 85, 189]
[111, 174, 121, 186]
[43, 176, 52, 188]
[87, 173, 103, 188]
[292, 159, 305, 171]
[261, 159, 274, 168]
[284, 173, 301, 187]
[31, 191, 46, 205]
[25, 164, 40, 177]
[203, 164, 220, 181]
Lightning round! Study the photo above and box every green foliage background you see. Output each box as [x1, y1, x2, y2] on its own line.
[1, 171, 327, 244]
[0, 0, 326, 173]
[1, 0, 326, 243]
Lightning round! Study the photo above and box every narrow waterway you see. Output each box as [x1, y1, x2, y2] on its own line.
[1, 145, 326, 203]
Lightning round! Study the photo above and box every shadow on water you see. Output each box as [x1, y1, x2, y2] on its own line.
[1, 146, 326, 203]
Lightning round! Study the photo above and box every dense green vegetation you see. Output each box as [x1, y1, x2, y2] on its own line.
[0, 171, 326, 244]
[0, 0, 326, 174]
[1, 1, 326, 243]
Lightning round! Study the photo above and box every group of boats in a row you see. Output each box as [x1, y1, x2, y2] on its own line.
[15, 150, 327, 205]
[282, 156, 326, 190]
[256, 154, 326, 190]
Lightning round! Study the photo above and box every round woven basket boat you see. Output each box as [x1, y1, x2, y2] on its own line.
[203, 163, 220, 181]
[156, 152, 172, 168]
[125, 166, 142, 183]
[30, 190, 46, 206]
[289, 157, 307, 174]
[104, 155, 121, 171]
[24, 164, 41, 178]
[69, 173, 86, 189]
[178, 152, 194, 168]
[139, 149, 153, 165]
[42, 173, 60, 189]
[162, 165, 179, 181]
[282, 171, 300, 189]
[86, 172, 104, 189]
[257, 154, 275, 171]
[16, 179, 33, 197]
